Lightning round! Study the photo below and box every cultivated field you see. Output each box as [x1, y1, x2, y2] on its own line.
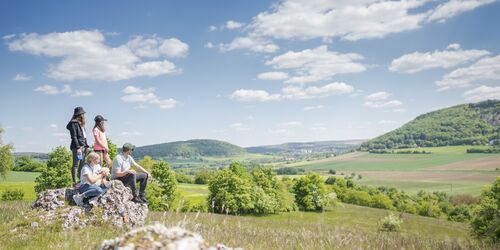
[287, 146, 500, 195]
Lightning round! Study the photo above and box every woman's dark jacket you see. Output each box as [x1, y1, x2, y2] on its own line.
[66, 119, 89, 150]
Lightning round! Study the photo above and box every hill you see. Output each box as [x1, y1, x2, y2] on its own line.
[246, 140, 364, 154]
[361, 99, 500, 150]
[132, 139, 247, 159]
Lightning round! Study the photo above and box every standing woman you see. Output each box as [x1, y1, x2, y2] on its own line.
[93, 115, 112, 167]
[66, 106, 89, 188]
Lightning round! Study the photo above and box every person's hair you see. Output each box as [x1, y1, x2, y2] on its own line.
[94, 120, 105, 132]
[87, 152, 100, 164]
[122, 146, 132, 153]
[71, 114, 85, 126]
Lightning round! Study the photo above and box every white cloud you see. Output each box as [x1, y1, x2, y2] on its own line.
[218, 36, 279, 53]
[34, 85, 59, 95]
[230, 89, 281, 102]
[231, 82, 353, 102]
[303, 105, 324, 111]
[282, 82, 354, 100]
[208, 25, 217, 32]
[12, 73, 32, 81]
[8, 30, 188, 81]
[310, 126, 327, 131]
[268, 128, 289, 134]
[48, 124, 58, 130]
[365, 91, 391, 101]
[427, 0, 496, 22]
[52, 132, 67, 137]
[364, 100, 402, 108]
[229, 122, 251, 131]
[247, 115, 255, 120]
[437, 55, 500, 89]
[257, 71, 289, 81]
[121, 85, 177, 109]
[34, 84, 92, 97]
[3, 34, 15, 40]
[390, 43, 490, 73]
[463, 85, 500, 102]
[265, 46, 366, 84]
[71, 90, 93, 97]
[226, 20, 244, 29]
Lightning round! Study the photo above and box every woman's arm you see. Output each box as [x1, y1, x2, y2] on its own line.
[84, 172, 104, 184]
[69, 123, 82, 149]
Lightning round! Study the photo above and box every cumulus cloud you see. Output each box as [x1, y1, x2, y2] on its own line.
[226, 20, 244, 29]
[216, 0, 494, 54]
[257, 71, 289, 81]
[278, 121, 302, 127]
[463, 85, 500, 102]
[365, 91, 391, 101]
[364, 100, 403, 108]
[8, 30, 188, 81]
[389, 43, 490, 73]
[121, 85, 177, 109]
[34, 84, 92, 97]
[437, 55, 500, 89]
[218, 35, 279, 53]
[230, 89, 281, 102]
[427, 0, 496, 23]
[265, 46, 366, 84]
[231, 82, 354, 102]
[12, 73, 32, 81]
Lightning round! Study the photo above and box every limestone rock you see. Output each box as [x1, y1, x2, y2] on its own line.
[100, 223, 242, 250]
[32, 180, 148, 229]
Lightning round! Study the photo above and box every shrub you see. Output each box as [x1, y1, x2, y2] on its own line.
[325, 176, 336, 185]
[151, 160, 178, 209]
[293, 173, 328, 211]
[344, 190, 372, 206]
[328, 169, 336, 175]
[470, 177, 500, 243]
[0, 128, 14, 178]
[451, 194, 480, 205]
[370, 193, 395, 210]
[13, 156, 46, 172]
[448, 204, 472, 222]
[194, 170, 214, 184]
[379, 213, 403, 232]
[1, 189, 24, 201]
[175, 172, 193, 184]
[34, 146, 72, 192]
[145, 181, 169, 211]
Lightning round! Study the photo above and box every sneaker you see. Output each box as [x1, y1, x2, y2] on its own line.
[73, 194, 84, 206]
[88, 196, 99, 206]
[131, 196, 144, 204]
[138, 195, 148, 204]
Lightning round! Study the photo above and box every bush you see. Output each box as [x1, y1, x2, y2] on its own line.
[370, 193, 395, 210]
[325, 176, 336, 185]
[13, 156, 46, 172]
[175, 172, 193, 184]
[328, 169, 336, 175]
[470, 177, 500, 243]
[293, 173, 328, 211]
[379, 213, 403, 232]
[208, 163, 296, 215]
[34, 146, 72, 192]
[0, 128, 14, 178]
[344, 190, 372, 206]
[448, 204, 472, 222]
[194, 170, 214, 184]
[1, 189, 24, 201]
[151, 160, 177, 210]
[275, 167, 305, 175]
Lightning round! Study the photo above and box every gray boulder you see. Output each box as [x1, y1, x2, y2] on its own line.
[100, 223, 241, 250]
[32, 180, 148, 229]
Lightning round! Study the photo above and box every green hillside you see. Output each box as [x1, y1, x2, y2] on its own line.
[133, 139, 247, 159]
[362, 100, 500, 150]
[246, 140, 364, 154]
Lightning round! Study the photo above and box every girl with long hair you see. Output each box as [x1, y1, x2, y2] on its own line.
[93, 115, 112, 167]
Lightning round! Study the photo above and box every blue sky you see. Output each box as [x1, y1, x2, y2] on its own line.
[1, 0, 500, 152]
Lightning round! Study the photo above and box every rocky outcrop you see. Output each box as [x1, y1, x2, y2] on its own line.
[32, 180, 148, 229]
[100, 223, 241, 250]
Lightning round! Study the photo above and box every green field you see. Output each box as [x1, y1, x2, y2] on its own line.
[285, 146, 500, 195]
[0, 201, 490, 250]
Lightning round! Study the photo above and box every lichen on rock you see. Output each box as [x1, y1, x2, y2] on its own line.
[100, 223, 241, 250]
[32, 180, 148, 229]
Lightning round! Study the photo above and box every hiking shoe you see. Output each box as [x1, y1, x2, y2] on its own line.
[138, 195, 148, 204]
[73, 194, 84, 206]
[131, 196, 144, 204]
[88, 196, 98, 206]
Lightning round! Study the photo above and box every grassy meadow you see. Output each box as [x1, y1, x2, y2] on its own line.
[0, 201, 491, 250]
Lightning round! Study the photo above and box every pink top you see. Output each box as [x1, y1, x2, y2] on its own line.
[93, 127, 108, 151]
